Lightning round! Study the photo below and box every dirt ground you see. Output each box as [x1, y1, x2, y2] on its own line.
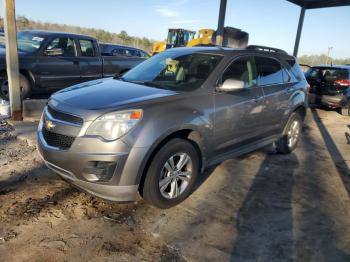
[0, 107, 350, 262]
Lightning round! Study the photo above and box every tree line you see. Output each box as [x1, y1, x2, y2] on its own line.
[298, 54, 350, 66]
[0, 16, 155, 51]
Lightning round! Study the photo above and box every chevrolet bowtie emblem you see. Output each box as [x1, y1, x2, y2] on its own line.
[45, 120, 56, 130]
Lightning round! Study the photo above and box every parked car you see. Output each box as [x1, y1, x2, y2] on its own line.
[37, 46, 308, 208]
[100, 43, 150, 59]
[0, 30, 146, 100]
[306, 65, 350, 115]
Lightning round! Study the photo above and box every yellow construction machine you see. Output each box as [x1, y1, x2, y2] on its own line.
[151, 28, 216, 55]
[151, 27, 248, 55]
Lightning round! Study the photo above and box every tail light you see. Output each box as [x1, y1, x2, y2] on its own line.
[334, 79, 350, 86]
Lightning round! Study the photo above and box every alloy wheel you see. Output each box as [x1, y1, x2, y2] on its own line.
[287, 120, 300, 148]
[159, 153, 193, 199]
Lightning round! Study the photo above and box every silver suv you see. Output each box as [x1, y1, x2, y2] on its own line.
[38, 46, 308, 208]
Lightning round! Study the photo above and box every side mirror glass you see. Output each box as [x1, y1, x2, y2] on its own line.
[217, 79, 245, 92]
[44, 48, 64, 56]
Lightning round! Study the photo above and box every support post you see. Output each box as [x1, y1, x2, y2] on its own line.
[293, 7, 305, 58]
[216, 0, 227, 46]
[3, 0, 22, 121]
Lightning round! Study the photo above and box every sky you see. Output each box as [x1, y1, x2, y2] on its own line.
[0, 0, 349, 58]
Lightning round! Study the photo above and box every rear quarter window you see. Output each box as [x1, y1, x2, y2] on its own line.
[286, 58, 305, 81]
[256, 56, 284, 86]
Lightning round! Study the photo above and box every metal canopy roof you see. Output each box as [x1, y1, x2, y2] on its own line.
[287, 0, 350, 9]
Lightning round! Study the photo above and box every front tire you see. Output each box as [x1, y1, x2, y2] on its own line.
[0, 73, 31, 101]
[141, 138, 200, 209]
[276, 112, 302, 154]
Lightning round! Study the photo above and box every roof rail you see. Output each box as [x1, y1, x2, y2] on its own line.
[246, 45, 288, 55]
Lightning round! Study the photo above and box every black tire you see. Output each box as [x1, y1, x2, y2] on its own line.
[341, 104, 350, 116]
[276, 112, 303, 154]
[0, 73, 31, 101]
[141, 138, 200, 209]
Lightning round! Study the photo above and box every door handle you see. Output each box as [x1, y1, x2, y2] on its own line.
[73, 60, 80, 65]
[253, 96, 260, 103]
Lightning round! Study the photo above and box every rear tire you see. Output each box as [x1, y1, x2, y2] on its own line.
[341, 104, 350, 116]
[141, 138, 200, 209]
[276, 112, 302, 154]
[0, 73, 31, 101]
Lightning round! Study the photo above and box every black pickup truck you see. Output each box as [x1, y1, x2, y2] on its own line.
[0, 30, 146, 100]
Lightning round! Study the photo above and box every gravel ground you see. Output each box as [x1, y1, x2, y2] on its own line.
[0, 108, 349, 262]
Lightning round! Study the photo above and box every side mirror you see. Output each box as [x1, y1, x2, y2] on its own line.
[44, 48, 64, 56]
[217, 79, 245, 92]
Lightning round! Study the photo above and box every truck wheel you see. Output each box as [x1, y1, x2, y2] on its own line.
[0, 73, 31, 101]
[276, 112, 302, 154]
[341, 104, 350, 116]
[141, 138, 200, 209]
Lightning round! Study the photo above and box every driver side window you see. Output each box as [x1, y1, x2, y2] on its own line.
[45, 37, 77, 57]
[222, 56, 257, 88]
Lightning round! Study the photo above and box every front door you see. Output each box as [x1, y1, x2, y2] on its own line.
[213, 56, 266, 155]
[37, 36, 81, 89]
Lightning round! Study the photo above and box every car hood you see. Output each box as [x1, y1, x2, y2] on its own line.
[51, 78, 178, 112]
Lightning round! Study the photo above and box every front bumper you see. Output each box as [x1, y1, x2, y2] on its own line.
[37, 107, 149, 202]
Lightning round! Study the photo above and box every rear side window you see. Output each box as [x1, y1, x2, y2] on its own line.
[113, 48, 128, 56]
[79, 39, 96, 57]
[140, 51, 150, 58]
[256, 57, 284, 86]
[222, 56, 257, 88]
[128, 49, 138, 57]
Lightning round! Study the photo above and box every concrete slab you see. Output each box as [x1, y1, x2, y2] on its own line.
[22, 99, 47, 121]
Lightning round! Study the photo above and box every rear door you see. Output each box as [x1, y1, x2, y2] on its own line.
[77, 39, 103, 82]
[255, 56, 290, 134]
[213, 56, 266, 154]
[37, 36, 81, 89]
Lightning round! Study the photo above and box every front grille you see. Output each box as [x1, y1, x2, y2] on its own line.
[47, 106, 83, 125]
[42, 127, 75, 149]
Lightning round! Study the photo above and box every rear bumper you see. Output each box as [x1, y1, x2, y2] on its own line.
[321, 94, 347, 108]
[309, 93, 347, 108]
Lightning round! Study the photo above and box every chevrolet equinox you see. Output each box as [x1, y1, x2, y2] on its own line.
[38, 46, 308, 208]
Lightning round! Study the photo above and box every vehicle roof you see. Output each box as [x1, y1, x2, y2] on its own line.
[19, 30, 96, 40]
[311, 65, 350, 70]
[165, 46, 295, 59]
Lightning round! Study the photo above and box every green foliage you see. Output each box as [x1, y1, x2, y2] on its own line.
[0, 16, 155, 52]
[298, 54, 350, 66]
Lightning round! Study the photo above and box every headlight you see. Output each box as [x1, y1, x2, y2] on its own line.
[86, 110, 143, 141]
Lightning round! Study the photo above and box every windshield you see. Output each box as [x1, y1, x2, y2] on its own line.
[17, 32, 46, 53]
[167, 30, 196, 47]
[122, 51, 222, 91]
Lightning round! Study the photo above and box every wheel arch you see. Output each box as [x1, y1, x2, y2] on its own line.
[137, 128, 205, 194]
[294, 105, 307, 121]
[0, 68, 35, 87]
